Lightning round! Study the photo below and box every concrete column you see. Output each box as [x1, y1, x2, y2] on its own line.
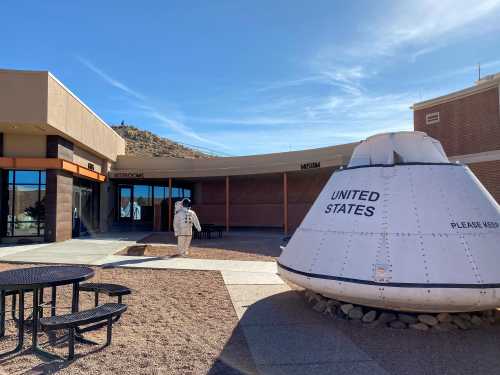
[225, 176, 229, 232]
[45, 170, 73, 242]
[45, 136, 74, 242]
[168, 177, 173, 231]
[0, 133, 5, 239]
[99, 160, 114, 233]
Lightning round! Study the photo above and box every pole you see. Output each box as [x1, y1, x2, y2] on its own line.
[283, 172, 288, 235]
[225, 176, 229, 232]
[168, 177, 172, 231]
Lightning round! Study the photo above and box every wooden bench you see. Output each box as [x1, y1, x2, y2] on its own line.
[39, 303, 127, 360]
[79, 283, 131, 307]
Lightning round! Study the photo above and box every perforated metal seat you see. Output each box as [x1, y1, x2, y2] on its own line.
[79, 283, 131, 306]
[40, 303, 127, 330]
[40, 303, 127, 360]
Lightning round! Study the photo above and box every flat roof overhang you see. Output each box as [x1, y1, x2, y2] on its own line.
[110, 142, 358, 179]
[0, 69, 125, 162]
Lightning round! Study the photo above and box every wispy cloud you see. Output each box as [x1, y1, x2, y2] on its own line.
[76, 56, 147, 101]
[77, 56, 227, 150]
[256, 65, 367, 96]
[349, 0, 500, 59]
[417, 59, 500, 84]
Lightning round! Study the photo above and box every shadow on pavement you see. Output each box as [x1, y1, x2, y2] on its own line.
[138, 231, 283, 258]
[208, 290, 500, 375]
[100, 256, 168, 268]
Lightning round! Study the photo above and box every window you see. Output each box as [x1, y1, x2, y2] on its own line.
[7, 170, 46, 237]
[425, 112, 440, 125]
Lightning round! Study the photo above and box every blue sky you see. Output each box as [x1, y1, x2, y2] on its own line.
[2, 1, 500, 156]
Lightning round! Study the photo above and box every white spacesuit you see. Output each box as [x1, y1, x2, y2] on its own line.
[173, 199, 201, 256]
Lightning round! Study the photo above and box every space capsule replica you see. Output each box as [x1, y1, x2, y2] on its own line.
[278, 131, 500, 312]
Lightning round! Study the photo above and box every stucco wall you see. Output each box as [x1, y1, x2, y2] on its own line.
[3, 134, 46, 157]
[47, 74, 125, 162]
[73, 146, 104, 173]
[0, 70, 47, 126]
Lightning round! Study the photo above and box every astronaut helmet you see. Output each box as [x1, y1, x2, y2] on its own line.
[181, 198, 191, 208]
[174, 200, 183, 213]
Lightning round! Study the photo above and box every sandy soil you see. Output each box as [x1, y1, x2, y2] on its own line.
[0, 263, 256, 375]
[137, 232, 282, 261]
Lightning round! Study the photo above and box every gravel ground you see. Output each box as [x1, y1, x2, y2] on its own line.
[137, 232, 282, 261]
[0, 263, 256, 375]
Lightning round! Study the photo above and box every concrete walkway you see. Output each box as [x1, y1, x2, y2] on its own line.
[0, 232, 150, 265]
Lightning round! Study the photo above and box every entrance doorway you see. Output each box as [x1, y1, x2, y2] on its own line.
[72, 178, 99, 237]
[118, 185, 133, 225]
[117, 185, 153, 230]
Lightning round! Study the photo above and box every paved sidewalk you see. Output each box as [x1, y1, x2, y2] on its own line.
[0, 232, 150, 264]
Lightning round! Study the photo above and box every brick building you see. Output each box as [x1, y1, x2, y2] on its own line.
[413, 73, 500, 203]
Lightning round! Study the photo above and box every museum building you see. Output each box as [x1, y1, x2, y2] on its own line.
[0, 68, 499, 243]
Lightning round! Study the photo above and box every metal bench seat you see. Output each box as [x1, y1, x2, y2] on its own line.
[40, 303, 127, 360]
[79, 283, 131, 306]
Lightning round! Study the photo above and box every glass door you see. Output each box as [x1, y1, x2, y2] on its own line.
[118, 186, 133, 224]
[80, 187, 93, 235]
[73, 183, 98, 237]
[72, 188, 81, 237]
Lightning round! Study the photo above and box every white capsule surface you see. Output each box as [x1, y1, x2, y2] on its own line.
[278, 131, 500, 312]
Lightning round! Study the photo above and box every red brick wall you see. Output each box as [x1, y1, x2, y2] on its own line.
[229, 174, 283, 228]
[191, 168, 335, 230]
[468, 160, 500, 204]
[192, 179, 226, 225]
[287, 168, 334, 231]
[414, 86, 500, 157]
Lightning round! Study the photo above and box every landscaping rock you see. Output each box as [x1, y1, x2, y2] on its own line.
[418, 314, 438, 326]
[326, 299, 341, 307]
[452, 316, 471, 330]
[495, 310, 500, 322]
[470, 315, 482, 326]
[340, 304, 354, 315]
[378, 312, 397, 324]
[389, 320, 407, 329]
[410, 323, 429, 331]
[348, 306, 364, 320]
[398, 313, 418, 325]
[436, 312, 451, 323]
[481, 310, 494, 319]
[458, 313, 472, 321]
[324, 300, 338, 316]
[336, 307, 347, 319]
[305, 291, 321, 304]
[313, 299, 328, 313]
[362, 310, 377, 323]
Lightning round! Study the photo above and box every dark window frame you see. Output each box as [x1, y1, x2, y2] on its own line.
[7, 170, 46, 237]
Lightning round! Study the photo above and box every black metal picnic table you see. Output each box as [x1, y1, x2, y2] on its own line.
[0, 265, 95, 359]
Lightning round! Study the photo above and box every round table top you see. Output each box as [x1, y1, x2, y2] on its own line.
[0, 266, 95, 290]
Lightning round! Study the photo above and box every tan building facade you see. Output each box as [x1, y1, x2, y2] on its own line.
[0, 68, 498, 243]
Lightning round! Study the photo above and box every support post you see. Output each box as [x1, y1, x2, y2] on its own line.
[225, 176, 229, 232]
[283, 172, 288, 235]
[168, 177, 173, 231]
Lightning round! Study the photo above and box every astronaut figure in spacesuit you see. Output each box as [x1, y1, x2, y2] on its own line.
[173, 198, 201, 257]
